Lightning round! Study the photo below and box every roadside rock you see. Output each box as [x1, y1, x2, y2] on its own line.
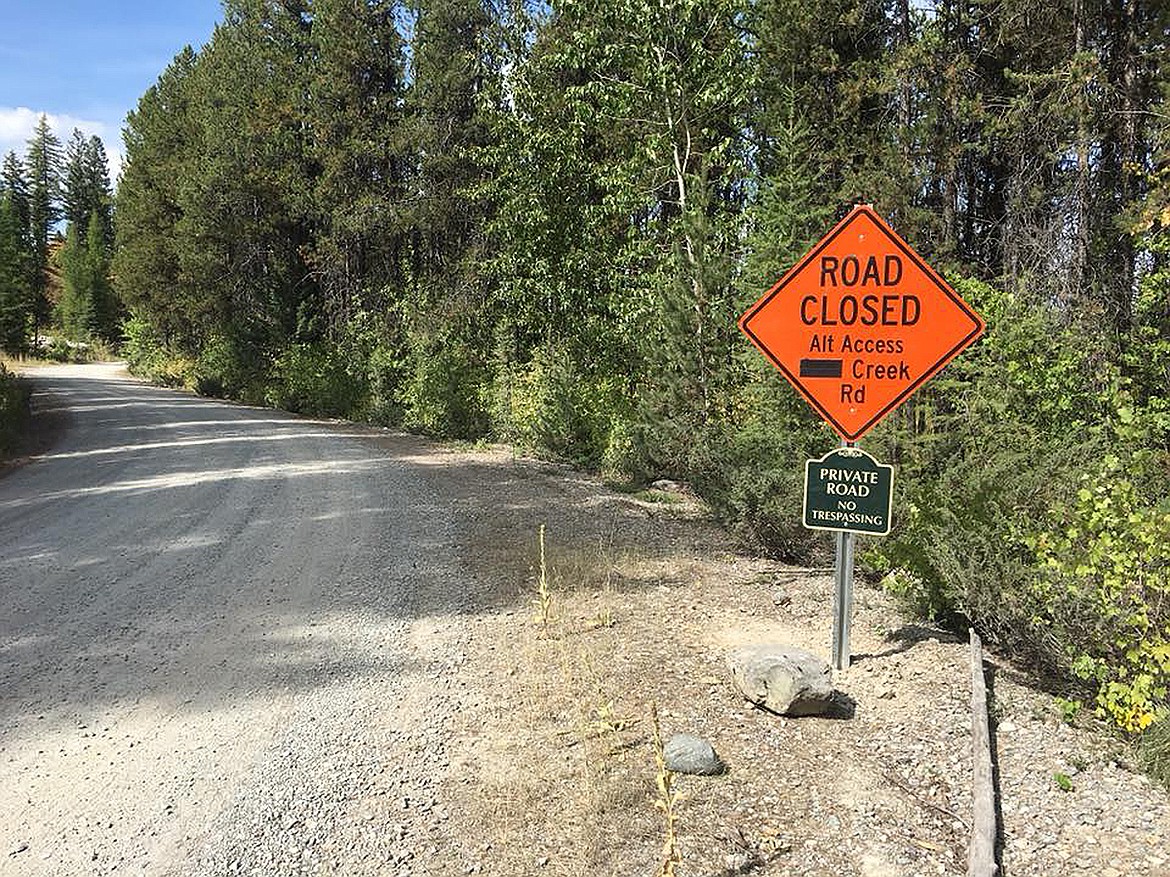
[663, 734, 725, 776]
[727, 645, 834, 716]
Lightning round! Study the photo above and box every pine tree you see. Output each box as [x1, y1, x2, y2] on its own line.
[0, 194, 30, 353]
[308, 0, 410, 331]
[57, 222, 94, 340]
[405, 0, 492, 297]
[63, 129, 91, 232]
[178, 0, 317, 349]
[742, 82, 833, 287]
[62, 130, 113, 245]
[1, 152, 31, 237]
[86, 208, 115, 340]
[84, 136, 114, 251]
[25, 115, 62, 343]
[115, 47, 199, 341]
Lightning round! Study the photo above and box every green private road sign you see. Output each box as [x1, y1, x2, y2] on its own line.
[803, 447, 893, 536]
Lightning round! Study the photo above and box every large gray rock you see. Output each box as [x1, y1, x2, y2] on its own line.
[663, 734, 724, 776]
[727, 644, 834, 716]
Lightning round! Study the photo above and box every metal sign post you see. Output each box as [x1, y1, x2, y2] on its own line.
[830, 440, 857, 671]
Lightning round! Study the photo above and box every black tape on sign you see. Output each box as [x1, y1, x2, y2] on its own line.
[799, 358, 843, 378]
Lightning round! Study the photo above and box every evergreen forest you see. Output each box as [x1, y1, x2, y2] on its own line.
[3, 0, 1170, 737]
[1, 117, 118, 354]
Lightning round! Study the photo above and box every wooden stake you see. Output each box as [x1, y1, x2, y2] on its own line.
[968, 629, 998, 877]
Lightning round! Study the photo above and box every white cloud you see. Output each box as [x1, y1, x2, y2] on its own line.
[0, 106, 124, 184]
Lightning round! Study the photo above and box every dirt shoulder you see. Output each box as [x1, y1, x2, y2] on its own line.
[406, 443, 1169, 877]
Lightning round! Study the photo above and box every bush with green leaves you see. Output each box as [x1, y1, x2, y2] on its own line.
[362, 342, 407, 425]
[678, 363, 829, 560]
[1027, 450, 1170, 732]
[860, 275, 1170, 733]
[490, 342, 628, 467]
[400, 328, 489, 439]
[863, 278, 1111, 624]
[193, 333, 268, 401]
[122, 315, 193, 387]
[0, 362, 29, 455]
[44, 337, 80, 363]
[266, 341, 366, 418]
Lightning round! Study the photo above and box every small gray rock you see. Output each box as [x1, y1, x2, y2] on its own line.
[663, 734, 725, 776]
[727, 644, 834, 716]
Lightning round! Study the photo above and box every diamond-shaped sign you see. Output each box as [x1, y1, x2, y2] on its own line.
[739, 205, 985, 441]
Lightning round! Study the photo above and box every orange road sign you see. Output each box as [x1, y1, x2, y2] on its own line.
[739, 205, 985, 441]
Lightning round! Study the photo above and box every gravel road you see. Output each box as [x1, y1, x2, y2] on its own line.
[1, 363, 469, 875]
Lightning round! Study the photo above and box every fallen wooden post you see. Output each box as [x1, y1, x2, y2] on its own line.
[968, 628, 998, 876]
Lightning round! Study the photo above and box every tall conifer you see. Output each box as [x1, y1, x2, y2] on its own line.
[115, 48, 199, 341]
[0, 195, 30, 353]
[1, 152, 31, 237]
[25, 115, 62, 342]
[309, 0, 409, 329]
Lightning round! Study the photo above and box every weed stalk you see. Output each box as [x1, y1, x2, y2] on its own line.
[534, 523, 553, 633]
[651, 702, 681, 877]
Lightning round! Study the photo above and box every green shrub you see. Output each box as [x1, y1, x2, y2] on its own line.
[862, 277, 1112, 625]
[122, 315, 160, 373]
[0, 362, 29, 455]
[362, 342, 406, 425]
[38, 336, 117, 364]
[861, 276, 1170, 734]
[681, 367, 829, 560]
[864, 410, 1084, 633]
[490, 343, 628, 467]
[267, 341, 366, 417]
[400, 330, 489, 439]
[188, 333, 269, 402]
[45, 337, 76, 362]
[1028, 451, 1170, 732]
[600, 414, 639, 483]
[122, 315, 193, 386]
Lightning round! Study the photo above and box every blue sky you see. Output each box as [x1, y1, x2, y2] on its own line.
[0, 1, 225, 180]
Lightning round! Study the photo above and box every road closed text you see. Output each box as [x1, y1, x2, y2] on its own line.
[801, 255, 922, 404]
[799, 293, 921, 327]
